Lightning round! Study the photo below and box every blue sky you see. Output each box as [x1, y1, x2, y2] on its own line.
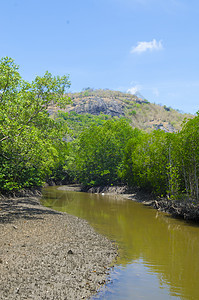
[1, 0, 199, 114]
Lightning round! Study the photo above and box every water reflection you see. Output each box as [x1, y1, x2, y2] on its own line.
[42, 187, 199, 300]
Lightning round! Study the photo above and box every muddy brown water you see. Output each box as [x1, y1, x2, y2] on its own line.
[42, 187, 199, 299]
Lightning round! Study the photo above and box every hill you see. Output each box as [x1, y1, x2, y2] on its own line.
[49, 89, 193, 132]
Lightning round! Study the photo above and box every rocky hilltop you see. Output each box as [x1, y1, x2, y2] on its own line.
[67, 89, 149, 117]
[50, 89, 193, 132]
[69, 96, 125, 117]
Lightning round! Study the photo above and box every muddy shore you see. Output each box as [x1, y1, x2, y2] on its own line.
[1, 184, 199, 300]
[0, 195, 117, 300]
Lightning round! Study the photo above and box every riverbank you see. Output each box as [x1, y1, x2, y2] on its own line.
[58, 185, 199, 222]
[0, 195, 117, 300]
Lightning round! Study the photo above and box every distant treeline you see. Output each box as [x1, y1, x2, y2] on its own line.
[1, 57, 199, 201]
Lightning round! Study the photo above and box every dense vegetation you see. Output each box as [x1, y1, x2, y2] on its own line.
[0, 57, 70, 193]
[57, 111, 112, 137]
[1, 57, 198, 202]
[60, 109, 199, 201]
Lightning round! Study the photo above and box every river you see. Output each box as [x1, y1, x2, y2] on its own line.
[41, 187, 199, 300]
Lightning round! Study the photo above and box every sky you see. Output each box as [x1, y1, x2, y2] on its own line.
[1, 0, 199, 114]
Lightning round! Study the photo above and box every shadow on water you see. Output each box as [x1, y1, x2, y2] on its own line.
[0, 197, 61, 224]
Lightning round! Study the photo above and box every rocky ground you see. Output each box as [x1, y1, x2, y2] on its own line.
[0, 195, 117, 300]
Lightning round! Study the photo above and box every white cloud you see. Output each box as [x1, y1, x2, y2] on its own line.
[152, 88, 160, 97]
[127, 85, 141, 95]
[131, 39, 163, 54]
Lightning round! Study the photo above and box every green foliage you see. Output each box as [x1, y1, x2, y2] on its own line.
[119, 128, 144, 186]
[129, 110, 137, 116]
[120, 114, 199, 199]
[178, 114, 199, 200]
[61, 108, 199, 200]
[122, 130, 172, 194]
[69, 119, 134, 186]
[1, 58, 198, 202]
[57, 111, 112, 137]
[0, 57, 70, 192]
